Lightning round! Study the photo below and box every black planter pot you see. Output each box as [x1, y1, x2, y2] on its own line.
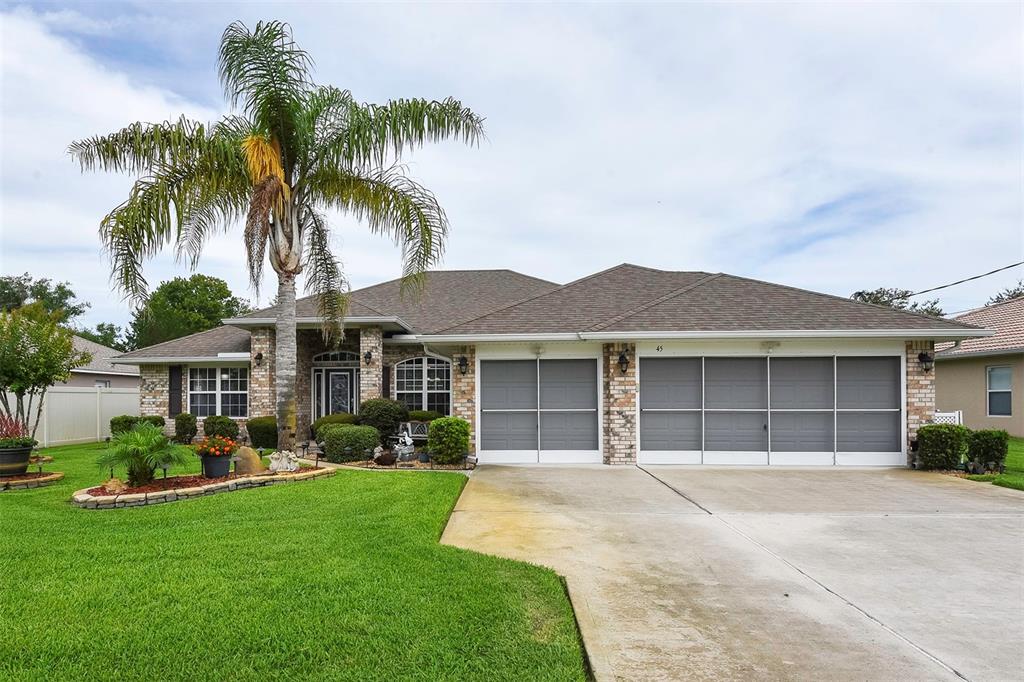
[0, 445, 33, 477]
[201, 455, 231, 478]
[418, 452, 431, 464]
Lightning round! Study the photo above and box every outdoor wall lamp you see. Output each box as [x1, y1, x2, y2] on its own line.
[918, 352, 934, 372]
[618, 350, 630, 374]
[363, 350, 373, 365]
[254, 352, 264, 367]
[458, 356, 469, 375]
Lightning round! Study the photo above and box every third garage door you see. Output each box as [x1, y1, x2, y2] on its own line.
[639, 356, 902, 466]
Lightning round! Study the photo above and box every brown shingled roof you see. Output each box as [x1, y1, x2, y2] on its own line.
[936, 296, 1024, 358]
[72, 336, 140, 375]
[115, 325, 251, 361]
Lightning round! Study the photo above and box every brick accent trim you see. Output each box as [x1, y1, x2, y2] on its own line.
[906, 339, 936, 462]
[602, 343, 637, 465]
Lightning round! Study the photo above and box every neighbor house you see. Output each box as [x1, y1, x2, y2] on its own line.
[64, 336, 140, 388]
[936, 296, 1023, 437]
[113, 264, 989, 466]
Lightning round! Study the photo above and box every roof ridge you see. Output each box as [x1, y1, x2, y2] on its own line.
[117, 325, 248, 359]
[432, 264, 641, 334]
[719, 273, 983, 330]
[588, 273, 723, 331]
[953, 295, 1024, 320]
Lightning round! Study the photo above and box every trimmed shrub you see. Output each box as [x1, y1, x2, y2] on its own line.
[110, 415, 139, 435]
[358, 399, 408, 441]
[140, 415, 165, 429]
[246, 416, 277, 448]
[428, 417, 470, 465]
[203, 414, 240, 439]
[310, 412, 358, 440]
[408, 410, 443, 423]
[174, 412, 198, 444]
[916, 424, 970, 470]
[322, 425, 380, 463]
[967, 429, 1010, 468]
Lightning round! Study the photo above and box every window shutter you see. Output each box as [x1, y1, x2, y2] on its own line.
[168, 365, 183, 417]
[382, 365, 391, 400]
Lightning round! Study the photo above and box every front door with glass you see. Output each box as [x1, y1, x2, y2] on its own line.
[313, 367, 357, 420]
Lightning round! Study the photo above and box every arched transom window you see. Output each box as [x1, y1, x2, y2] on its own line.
[395, 357, 451, 415]
[312, 351, 359, 366]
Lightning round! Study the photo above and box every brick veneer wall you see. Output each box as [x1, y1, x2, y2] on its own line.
[602, 343, 637, 465]
[250, 328, 275, 418]
[359, 327, 383, 402]
[906, 339, 936, 461]
[140, 364, 170, 424]
[452, 345, 476, 455]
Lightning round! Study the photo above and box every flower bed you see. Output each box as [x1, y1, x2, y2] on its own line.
[342, 458, 474, 472]
[71, 468, 333, 509]
[1, 471, 65, 491]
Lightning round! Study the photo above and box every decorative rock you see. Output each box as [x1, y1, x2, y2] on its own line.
[234, 446, 266, 475]
[104, 478, 129, 494]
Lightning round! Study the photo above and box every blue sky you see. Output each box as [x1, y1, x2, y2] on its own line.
[1, 2, 1021, 329]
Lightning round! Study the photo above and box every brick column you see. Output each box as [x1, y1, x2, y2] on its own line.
[906, 340, 936, 462]
[250, 327, 275, 417]
[140, 365, 170, 418]
[452, 345, 477, 455]
[602, 342, 637, 465]
[359, 327, 383, 402]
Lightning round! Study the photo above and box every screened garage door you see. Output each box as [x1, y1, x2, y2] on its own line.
[480, 359, 600, 463]
[639, 356, 902, 466]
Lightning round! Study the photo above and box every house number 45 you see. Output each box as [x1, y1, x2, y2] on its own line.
[656, 345, 663, 352]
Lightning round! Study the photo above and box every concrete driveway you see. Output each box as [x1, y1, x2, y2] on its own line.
[441, 466, 1024, 681]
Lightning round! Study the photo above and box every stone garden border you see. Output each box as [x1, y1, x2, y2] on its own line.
[1, 471, 65, 491]
[71, 468, 334, 509]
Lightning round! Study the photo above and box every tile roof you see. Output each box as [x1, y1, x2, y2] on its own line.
[72, 336, 140, 375]
[936, 296, 1024, 358]
[437, 264, 980, 335]
[115, 325, 251, 361]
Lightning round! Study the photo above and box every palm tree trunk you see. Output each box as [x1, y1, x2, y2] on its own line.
[275, 272, 298, 451]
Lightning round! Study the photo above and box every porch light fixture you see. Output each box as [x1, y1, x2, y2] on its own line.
[458, 355, 469, 375]
[254, 352, 263, 367]
[918, 352, 934, 372]
[618, 350, 630, 374]
[363, 350, 373, 365]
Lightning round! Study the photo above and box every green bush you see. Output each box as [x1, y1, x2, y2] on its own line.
[310, 412, 358, 440]
[110, 415, 139, 435]
[322, 425, 380, 463]
[916, 424, 970, 470]
[358, 399, 408, 441]
[967, 429, 1009, 467]
[428, 417, 470, 465]
[140, 415, 165, 429]
[203, 415, 240, 439]
[97, 422, 190, 487]
[408, 410, 443, 423]
[246, 416, 277, 448]
[174, 412, 197, 444]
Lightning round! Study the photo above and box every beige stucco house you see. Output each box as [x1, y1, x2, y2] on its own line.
[64, 336, 140, 388]
[113, 265, 989, 466]
[936, 296, 1023, 437]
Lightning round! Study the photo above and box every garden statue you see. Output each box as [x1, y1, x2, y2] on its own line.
[394, 429, 416, 461]
[268, 450, 299, 472]
[234, 446, 266, 475]
[373, 445, 384, 459]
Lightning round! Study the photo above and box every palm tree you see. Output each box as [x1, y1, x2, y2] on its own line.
[70, 21, 484, 450]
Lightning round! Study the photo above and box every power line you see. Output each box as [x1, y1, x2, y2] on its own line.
[907, 261, 1024, 298]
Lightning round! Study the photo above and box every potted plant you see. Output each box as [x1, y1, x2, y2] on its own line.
[194, 435, 239, 478]
[0, 414, 37, 476]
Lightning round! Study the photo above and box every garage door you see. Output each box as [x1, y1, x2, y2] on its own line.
[639, 356, 902, 466]
[480, 359, 600, 463]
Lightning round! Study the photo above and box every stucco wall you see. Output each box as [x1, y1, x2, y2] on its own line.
[936, 354, 1024, 437]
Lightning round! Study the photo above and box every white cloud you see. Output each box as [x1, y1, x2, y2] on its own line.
[0, 3, 1020, 329]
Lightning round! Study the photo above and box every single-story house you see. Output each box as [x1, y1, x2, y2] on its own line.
[936, 296, 1023, 437]
[65, 336, 140, 388]
[113, 264, 989, 466]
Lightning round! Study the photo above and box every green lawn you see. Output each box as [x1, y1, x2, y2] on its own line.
[0, 443, 586, 681]
[967, 436, 1024, 491]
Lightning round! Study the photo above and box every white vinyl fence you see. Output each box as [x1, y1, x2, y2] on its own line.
[5, 387, 140, 447]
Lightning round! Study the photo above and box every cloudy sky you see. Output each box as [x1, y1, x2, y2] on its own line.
[1, 1, 1021, 330]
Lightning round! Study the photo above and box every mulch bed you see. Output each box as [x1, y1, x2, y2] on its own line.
[0, 471, 55, 483]
[87, 469, 312, 496]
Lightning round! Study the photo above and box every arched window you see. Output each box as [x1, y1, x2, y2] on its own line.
[395, 357, 451, 415]
[312, 351, 359, 366]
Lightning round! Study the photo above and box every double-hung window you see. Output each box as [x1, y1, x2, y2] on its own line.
[395, 357, 451, 414]
[189, 367, 248, 417]
[987, 366, 1012, 416]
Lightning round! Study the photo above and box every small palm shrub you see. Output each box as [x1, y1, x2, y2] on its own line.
[174, 413, 198, 444]
[408, 410, 443, 423]
[968, 429, 1009, 470]
[310, 413, 358, 440]
[428, 417, 470, 465]
[916, 424, 970, 470]
[203, 415, 240, 439]
[246, 416, 277, 448]
[322, 425, 380, 463]
[110, 415, 139, 435]
[358, 399, 408, 441]
[97, 422, 190, 487]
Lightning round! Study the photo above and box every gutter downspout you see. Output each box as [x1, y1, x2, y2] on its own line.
[421, 344, 453, 362]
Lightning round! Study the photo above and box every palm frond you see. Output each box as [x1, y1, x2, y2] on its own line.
[243, 175, 286, 292]
[68, 116, 219, 175]
[301, 208, 348, 341]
